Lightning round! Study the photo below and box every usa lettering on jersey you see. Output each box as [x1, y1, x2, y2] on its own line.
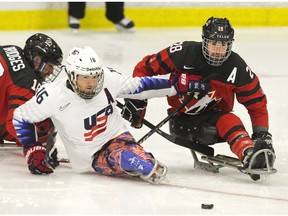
[84, 104, 113, 141]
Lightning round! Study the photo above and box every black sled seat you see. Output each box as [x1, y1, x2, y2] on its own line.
[171, 135, 215, 156]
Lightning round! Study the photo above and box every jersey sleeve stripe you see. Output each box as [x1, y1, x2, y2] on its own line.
[236, 82, 260, 97]
[156, 53, 174, 73]
[9, 95, 30, 101]
[144, 58, 157, 76]
[241, 95, 265, 107]
[8, 104, 21, 110]
[139, 77, 171, 91]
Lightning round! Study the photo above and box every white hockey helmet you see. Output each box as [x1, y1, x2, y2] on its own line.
[65, 46, 104, 99]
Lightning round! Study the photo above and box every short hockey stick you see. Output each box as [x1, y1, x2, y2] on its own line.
[136, 73, 217, 145]
[45, 131, 70, 164]
[117, 73, 217, 156]
[117, 100, 214, 156]
[136, 95, 194, 144]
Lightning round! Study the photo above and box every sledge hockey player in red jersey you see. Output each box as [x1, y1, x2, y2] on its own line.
[0, 33, 63, 173]
[13, 46, 178, 184]
[121, 17, 276, 180]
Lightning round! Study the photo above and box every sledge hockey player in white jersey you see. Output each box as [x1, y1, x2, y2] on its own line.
[13, 46, 177, 184]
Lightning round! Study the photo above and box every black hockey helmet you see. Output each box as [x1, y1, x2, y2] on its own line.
[23, 33, 63, 82]
[202, 17, 234, 66]
[202, 17, 234, 42]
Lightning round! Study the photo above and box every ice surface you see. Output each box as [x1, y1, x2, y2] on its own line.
[1, 27, 288, 214]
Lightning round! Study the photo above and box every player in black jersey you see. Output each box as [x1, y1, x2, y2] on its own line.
[122, 17, 276, 180]
[0, 33, 63, 174]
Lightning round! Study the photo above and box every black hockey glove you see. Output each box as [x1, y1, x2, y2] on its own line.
[121, 99, 147, 129]
[252, 131, 274, 153]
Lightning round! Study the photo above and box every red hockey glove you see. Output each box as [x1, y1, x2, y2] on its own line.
[24, 144, 54, 175]
[172, 73, 211, 99]
[121, 99, 147, 128]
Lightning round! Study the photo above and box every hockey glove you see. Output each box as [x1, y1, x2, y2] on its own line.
[121, 99, 147, 128]
[24, 143, 54, 175]
[172, 73, 211, 99]
[252, 131, 274, 153]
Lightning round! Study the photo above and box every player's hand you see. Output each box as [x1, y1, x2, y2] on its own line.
[121, 99, 147, 128]
[172, 73, 211, 99]
[24, 144, 54, 175]
[252, 131, 274, 153]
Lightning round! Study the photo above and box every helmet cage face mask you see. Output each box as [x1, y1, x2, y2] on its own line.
[37, 62, 63, 84]
[69, 70, 104, 100]
[202, 17, 234, 66]
[202, 38, 233, 66]
[65, 46, 104, 99]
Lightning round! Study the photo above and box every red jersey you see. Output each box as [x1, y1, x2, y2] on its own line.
[133, 41, 268, 129]
[0, 45, 41, 142]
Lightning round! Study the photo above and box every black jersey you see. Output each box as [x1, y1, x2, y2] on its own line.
[133, 41, 268, 128]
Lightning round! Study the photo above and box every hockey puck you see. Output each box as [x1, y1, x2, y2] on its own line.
[201, 204, 214, 209]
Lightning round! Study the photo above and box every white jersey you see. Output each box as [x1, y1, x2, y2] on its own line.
[13, 67, 176, 173]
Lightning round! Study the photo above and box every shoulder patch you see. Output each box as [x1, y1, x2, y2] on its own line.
[227, 67, 237, 83]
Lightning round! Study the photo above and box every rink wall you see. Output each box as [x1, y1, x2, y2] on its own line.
[0, 2, 288, 30]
